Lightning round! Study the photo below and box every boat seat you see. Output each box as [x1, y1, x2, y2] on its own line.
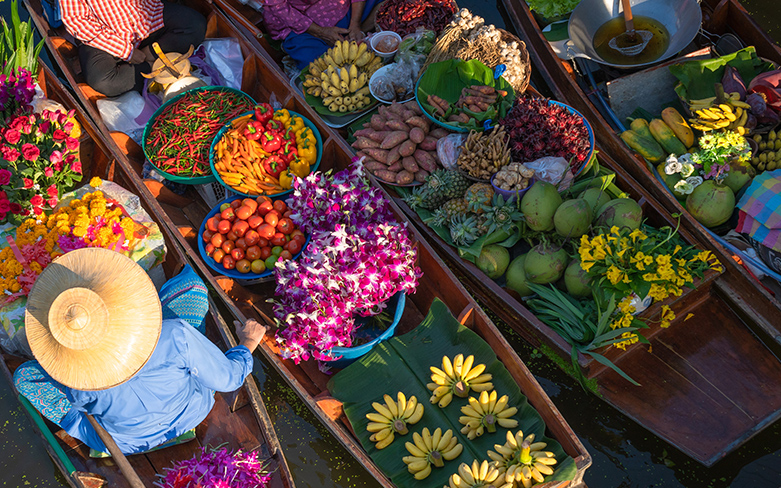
[88, 429, 197, 458]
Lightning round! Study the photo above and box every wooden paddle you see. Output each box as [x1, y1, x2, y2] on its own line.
[85, 415, 144, 488]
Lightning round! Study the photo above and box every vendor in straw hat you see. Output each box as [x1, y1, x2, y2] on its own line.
[12, 247, 266, 455]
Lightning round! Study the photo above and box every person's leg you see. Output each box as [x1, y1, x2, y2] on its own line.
[79, 44, 148, 96]
[140, 1, 207, 55]
[283, 32, 331, 70]
[13, 361, 73, 426]
[158, 264, 209, 333]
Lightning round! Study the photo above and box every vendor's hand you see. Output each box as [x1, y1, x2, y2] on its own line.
[129, 48, 147, 65]
[317, 25, 350, 45]
[140, 46, 155, 63]
[347, 23, 364, 42]
[235, 319, 266, 353]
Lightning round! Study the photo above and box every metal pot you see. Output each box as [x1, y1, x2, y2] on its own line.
[566, 0, 702, 68]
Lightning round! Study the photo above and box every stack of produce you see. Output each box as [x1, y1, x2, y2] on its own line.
[428, 85, 510, 126]
[202, 197, 305, 275]
[376, 0, 458, 36]
[212, 106, 317, 194]
[302, 40, 382, 113]
[352, 101, 449, 184]
[620, 107, 694, 164]
[751, 130, 781, 172]
[493, 163, 534, 192]
[456, 126, 511, 180]
[144, 88, 255, 178]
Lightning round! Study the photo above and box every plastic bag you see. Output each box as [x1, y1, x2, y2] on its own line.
[397, 28, 436, 59]
[202, 38, 244, 89]
[96, 91, 156, 145]
[437, 133, 468, 170]
[524, 156, 574, 189]
[370, 61, 416, 102]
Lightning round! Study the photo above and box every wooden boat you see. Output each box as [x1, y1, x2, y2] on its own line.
[22, 0, 593, 486]
[0, 63, 295, 488]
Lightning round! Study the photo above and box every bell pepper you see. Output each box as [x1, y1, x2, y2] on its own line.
[265, 119, 285, 133]
[273, 109, 291, 127]
[260, 131, 282, 153]
[295, 126, 311, 141]
[254, 103, 273, 126]
[242, 120, 264, 141]
[263, 154, 287, 178]
[289, 116, 305, 133]
[280, 141, 298, 164]
[278, 169, 295, 189]
[297, 138, 317, 166]
[289, 157, 310, 178]
[282, 127, 296, 143]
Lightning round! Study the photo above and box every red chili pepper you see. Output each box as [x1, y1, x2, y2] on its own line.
[262, 154, 287, 178]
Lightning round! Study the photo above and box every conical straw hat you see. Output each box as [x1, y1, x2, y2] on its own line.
[25, 248, 162, 391]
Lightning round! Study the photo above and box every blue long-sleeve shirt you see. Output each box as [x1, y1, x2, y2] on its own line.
[60, 319, 253, 454]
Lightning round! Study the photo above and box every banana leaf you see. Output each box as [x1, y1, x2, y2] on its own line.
[298, 66, 379, 116]
[670, 47, 774, 101]
[328, 299, 576, 488]
[417, 59, 514, 132]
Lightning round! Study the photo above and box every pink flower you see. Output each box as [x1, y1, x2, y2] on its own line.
[23, 178, 33, 189]
[47, 197, 58, 208]
[9, 202, 22, 214]
[4, 129, 21, 145]
[52, 129, 67, 143]
[30, 194, 43, 206]
[44, 167, 54, 177]
[38, 120, 51, 134]
[65, 137, 79, 151]
[21, 143, 40, 161]
[47, 184, 58, 197]
[70, 160, 82, 174]
[0, 169, 11, 185]
[1, 146, 19, 162]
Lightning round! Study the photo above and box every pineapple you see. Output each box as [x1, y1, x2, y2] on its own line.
[426, 198, 468, 228]
[449, 214, 481, 247]
[475, 214, 490, 236]
[421, 170, 471, 209]
[483, 194, 523, 234]
[464, 183, 495, 214]
[402, 186, 430, 211]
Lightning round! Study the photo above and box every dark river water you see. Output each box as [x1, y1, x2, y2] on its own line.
[1, 1, 780, 487]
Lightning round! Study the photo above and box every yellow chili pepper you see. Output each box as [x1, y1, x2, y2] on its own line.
[297, 138, 317, 166]
[274, 109, 291, 127]
[289, 157, 310, 178]
[289, 116, 305, 133]
[278, 169, 295, 189]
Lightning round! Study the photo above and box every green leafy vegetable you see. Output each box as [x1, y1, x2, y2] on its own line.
[0, 0, 45, 75]
[527, 0, 582, 21]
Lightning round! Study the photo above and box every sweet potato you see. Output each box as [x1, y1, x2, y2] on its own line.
[352, 137, 379, 150]
[365, 161, 388, 172]
[388, 161, 403, 172]
[409, 127, 426, 144]
[354, 128, 373, 138]
[362, 147, 389, 163]
[373, 169, 398, 182]
[388, 103, 406, 116]
[399, 140, 416, 157]
[370, 115, 386, 131]
[395, 170, 415, 185]
[378, 105, 391, 118]
[368, 130, 388, 142]
[385, 119, 410, 132]
[430, 128, 449, 138]
[405, 116, 429, 132]
[403, 100, 423, 115]
[402, 156, 419, 173]
[471, 85, 496, 95]
[415, 169, 430, 182]
[380, 131, 409, 149]
[413, 149, 436, 171]
[387, 145, 402, 165]
[400, 109, 417, 121]
[419, 136, 438, 151]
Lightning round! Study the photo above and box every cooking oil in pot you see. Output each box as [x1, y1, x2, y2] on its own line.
[593, 15, 670, 65]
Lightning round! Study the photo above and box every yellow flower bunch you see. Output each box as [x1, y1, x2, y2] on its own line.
[48, 191, 134, 248]
[0, 217, 61, 295]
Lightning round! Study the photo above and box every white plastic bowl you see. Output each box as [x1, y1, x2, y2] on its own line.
[369, 64, 415, 104]
[370, 31, 402, 60]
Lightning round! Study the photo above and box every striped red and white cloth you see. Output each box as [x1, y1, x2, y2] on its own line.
[58, 0, 164, 60]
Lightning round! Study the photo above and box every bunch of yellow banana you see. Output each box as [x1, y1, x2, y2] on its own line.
[447, 460, 503, 488]
[459, 390, 518, 439]
[428, 354, 493, 408]
[302, 40, 383, 113]
[403, 427, 463, 480]
[688, 92, 751, 135]
[365, 392, 424, 449]
[487, 431, 558, 488]
[750, 130, 781, 172]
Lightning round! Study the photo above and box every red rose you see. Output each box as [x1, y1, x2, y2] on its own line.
[32, 206, 43, 215]
[39, 120, 51, 135]
[0, 199, 9, 213]
[30, 194, 43, 206]
[8, 117, 25, 131]
[52, 129, 67, 143]
[53, 161, 63, 171]
[47, 197, 58, 208]
[65, 137, 79, 151]
[47, 184, 58, 197]
[21, 143, 40, 161]
[4, 129, 21, 145]
[0, 211, 6, 221]
[1, 146, 19, 163]
[9, 202, 22, 214]
[70, 160, 82, 174]
[44, 167, 54, 177]
[23, 178, 33, 189]
[0, 169, 10, 185]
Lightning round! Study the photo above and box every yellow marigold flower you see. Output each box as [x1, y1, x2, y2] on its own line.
[10, 282, 20, 293]
[72, 226, 87, 238]
[29, 262, 42, 273]
[90, 177, 102, 187]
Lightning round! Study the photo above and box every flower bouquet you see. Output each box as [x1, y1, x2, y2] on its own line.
[155, 446, 271, 488]
[272, 162, 421, 363]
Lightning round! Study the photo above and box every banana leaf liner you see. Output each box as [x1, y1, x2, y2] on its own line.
[328, 298, 576, 488]
[299, 66, 380, 116]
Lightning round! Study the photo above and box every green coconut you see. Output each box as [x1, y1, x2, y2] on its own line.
[505, 254, 533, 297]
[564, 259, 592, 297]
[722, 160, 755, 194]
[476, 245, 511, 279]
[553, 198, 593, 237]
[578, 187, 612, 217]
[520, 181, 563, 232]
[595, 198, 643, 230]
[523, 243, 570, 284]
[686, 180, 735, 228]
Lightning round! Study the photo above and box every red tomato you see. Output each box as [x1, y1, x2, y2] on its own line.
[257, 200, 273, 216]
[273, 200, 287, 214]
[202, 229, 214, 242]
[257, 223, 275, 240]
[242, 199, 258, 213]
[290, 229, 305, 240]
[211, 233, 225, 248]
[218, 219, 231, 235]
[221, 207, 236, 222]
[247, 215, 263, 229]
[285, 239, 302, 254]
[236, 205, 253, 220]
[265, 212, 279, 227]
[246, 245, 261, 261]
[276, 217, 294, 234]
[244, 230, 260, 246]
[226, 231, 239, 242]
[279, 250, 293, 261]
[231, 247, 245, 261]
[257, 237, 269, 248]
[212, 249, 225, 263]
[230, 199, 243, 210]
[260, 246, 272, 260]
[222, 255, 236, 270]
[232, 220, 249, 237]
[206, 217, 220, 233]
[256, 195, 272, 205]
[283, 210, 293, 218]
[271, 233, 287, 247]
[221, 240, 235, 254]
[236, 259, 251, 274]
[235, 237, 248, 250]
[205, 243, 215, 255]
